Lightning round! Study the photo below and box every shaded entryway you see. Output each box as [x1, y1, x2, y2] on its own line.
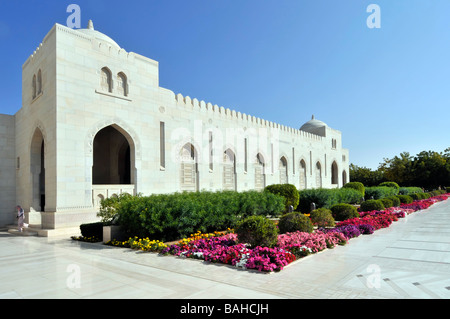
[92, 126, 132, 185]
[30, 128, 45, 212]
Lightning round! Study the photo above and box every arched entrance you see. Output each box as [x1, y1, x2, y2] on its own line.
[92, 126, 132, 185]
[30, 128, 45, 212]
[223, 149, 236, 191]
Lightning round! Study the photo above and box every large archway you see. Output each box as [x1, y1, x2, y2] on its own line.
[30, 128, 45, 212]
[92, 125, 132, 185]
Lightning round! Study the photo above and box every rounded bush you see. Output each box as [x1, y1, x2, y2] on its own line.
[310, 208, 335, 228]
[379, 182, 400, 191]
[278, 212, 314, 234]
[330, 204, 359, 221]
[235, 216, 279, 248]
[360, 199, 385, 212]
[396, 195, 413, 204]
[409, 193, 421, 201]
[387, 196, 401, 207]
[343, 182, 365, 197]
[264, 184, 300, 211]
[380, 198, 394, 208]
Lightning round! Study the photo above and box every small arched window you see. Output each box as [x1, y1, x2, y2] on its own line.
[101, 67, 113, 93]
[32, 74, 37, 99]
[117, 72, 128, 96]
[37, 69, 42, 94]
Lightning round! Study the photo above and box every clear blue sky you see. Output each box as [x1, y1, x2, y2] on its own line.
[0, 0, 449, 170]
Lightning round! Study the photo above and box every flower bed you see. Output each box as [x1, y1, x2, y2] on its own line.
[101, 194, 449, 273]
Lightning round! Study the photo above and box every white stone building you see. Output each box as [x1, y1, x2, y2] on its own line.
[0, 21, 349, 235]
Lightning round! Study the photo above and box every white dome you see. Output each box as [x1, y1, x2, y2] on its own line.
[77, 20, 121, 49]
[300, 115, 328, 132]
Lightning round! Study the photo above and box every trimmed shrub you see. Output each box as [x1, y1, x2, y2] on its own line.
[360, 199, 385, 212]
[310, 208, 335, 228]
[446, 187, 450, 193]
[330, 203, 359, 221]
[409, 193, 421, 201]
[380, 198, 394, 208]
[379, 182, 400, 192]
[278, 212, 314, 234]
[387, 196, 401, 207]
[396, 195, 413, 204]
[365, 186, 398, 200]
[80, 222, 104, 239]
[297, 188, 362, 213]
[114, 190, 285, 241]
[265, 184, 300, 211]
[235, 216, 279, 248]
[399, 187, 423, 196]
[343, 182, 365, 197]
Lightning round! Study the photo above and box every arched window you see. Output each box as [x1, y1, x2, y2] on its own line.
[223, 149, 236, 191]
[32, 74, 37, 99]
[255, 153, 266, 191]
[331, 161, 339, 185]
[101, 67, 113, 93]
[315, 162, 322, 188]
[279, 157, 288, 184]
[117, 72, 128, 96]
[37, 69, 42, 95]
[299, 160, 307, 190]
[342, 170, 348, 186]
[180, 143, 199, 192]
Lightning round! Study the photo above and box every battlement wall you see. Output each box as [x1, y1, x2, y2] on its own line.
[174, 92, 324, 142]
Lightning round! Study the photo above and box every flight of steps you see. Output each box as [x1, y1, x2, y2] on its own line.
[6, 224, 81, 237]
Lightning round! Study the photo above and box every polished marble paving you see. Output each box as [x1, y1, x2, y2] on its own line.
[1, 199, 450, 299]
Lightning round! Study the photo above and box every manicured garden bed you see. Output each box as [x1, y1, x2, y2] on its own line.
[100, 194, 449, 273]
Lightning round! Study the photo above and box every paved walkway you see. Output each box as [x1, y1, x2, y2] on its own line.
[1, 199, 450, 299]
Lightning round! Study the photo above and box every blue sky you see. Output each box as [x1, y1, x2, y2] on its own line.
[0, 0, 449, 170]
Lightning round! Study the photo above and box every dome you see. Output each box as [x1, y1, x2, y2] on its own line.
[77, 20, 121, 49]
[300, 115, 328, 132]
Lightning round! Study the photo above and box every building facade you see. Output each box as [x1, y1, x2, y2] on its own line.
[0, 21, 350, 235]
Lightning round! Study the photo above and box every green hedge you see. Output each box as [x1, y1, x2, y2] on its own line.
[297, 188, 362, 213]
[235, 216, 279, 248]
[379, 182, 400, 191]
[396, 195, 413, 204]
[80, 222, 104, 239]
[112, 190, 285, 242]
[398, 187, 423, 195]
[360, 199, 385, 212]
[310, 208, 335, 228]
[343, 182, 365, 197]
[364, 186, 398, 200]
[264, 184, 299, 211]
[330, 204, 359, 221]
[278, 212, 314, 234]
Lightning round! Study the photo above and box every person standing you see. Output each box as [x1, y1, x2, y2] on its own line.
[16, 206, 25, 232]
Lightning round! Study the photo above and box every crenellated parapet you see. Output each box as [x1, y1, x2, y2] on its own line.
[174, 92, 323, 141]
